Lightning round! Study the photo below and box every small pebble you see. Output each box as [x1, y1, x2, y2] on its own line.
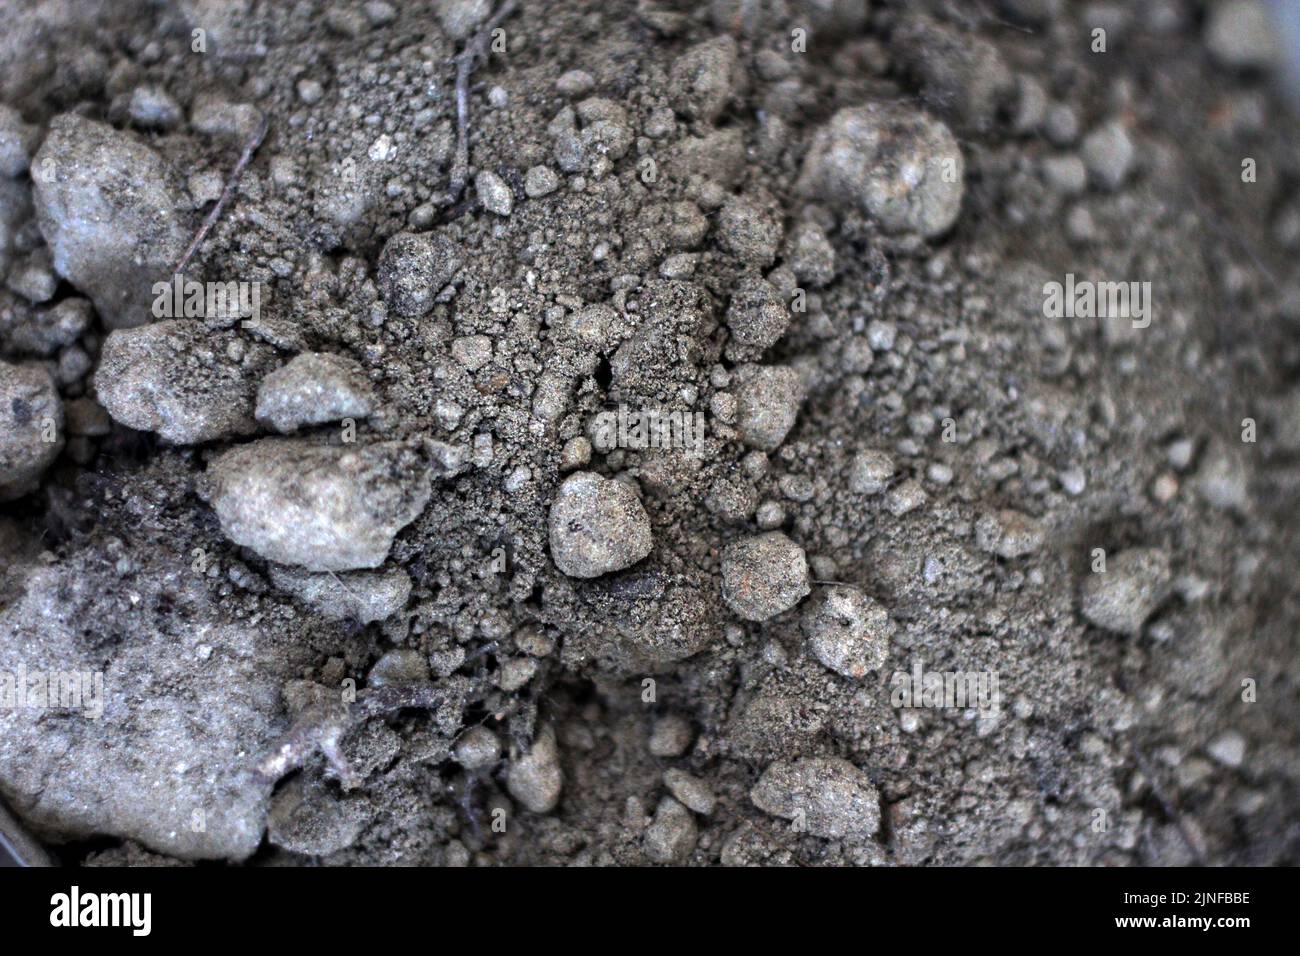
[884, 479, 927, 516]
[548, 471, 653, 578]
[849, 449, 895, 494]
[721, 531, 811, 622]
[974, 509, 1046, 559]
[476, 170, 513, 216]
[643, 796, 697, 863]
[524, 164, 560, 198]
[1081, 121, 1136, 191]
[1205, 0, 1278, 70]
[1080, 547, 1173, 635]
[663, 769, 715, 815]
[648, 715, 693, 757]
[506, 725, 563, 813]
[750, 757, 880, 841]
[556, 69, 595, 97]
[255, 352, 375, 433]
[800, 585, 893, 679]
[1206, 731, 1246, 769]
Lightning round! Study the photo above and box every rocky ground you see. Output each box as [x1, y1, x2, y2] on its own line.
[1, 0, 1298, 866]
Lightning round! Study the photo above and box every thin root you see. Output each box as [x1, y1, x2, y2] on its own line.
[256, 682, 449, 789]
[174, 115, 270, 276]
[444, 0, 518, 206]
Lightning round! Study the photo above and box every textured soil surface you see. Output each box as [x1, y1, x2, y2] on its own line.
[1, 0, 1298, 866]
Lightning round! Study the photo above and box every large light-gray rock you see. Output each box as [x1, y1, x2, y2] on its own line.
[32, 114, 189, 329]
[95, 320, 276, 444]
[204, 439, 433, 571]
[0, 543, 306, 860]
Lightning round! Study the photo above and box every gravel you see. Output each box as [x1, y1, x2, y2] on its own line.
[1079, 547, 1174, 636]
[669, 36, 739, 123]
[974, 509, 1047, 559]
[475, 170, 513, 216]
[377, 231, 462, 318]
[5, 251, 57, 304]
[716, 194, 783, 267]
[96, 320, 274, 444]
[800, 585, 893, 679]
[268, 564, 411, 624]
[663, 768, 715, 815]
[204, 439, 432, 572]
[643, 796, 698, 863]
[648, 715, 694, 758]
[848, 449, 895, 495]
[893, 14, 1014, 132]
[1205, 0, 1279, 69]
[367, 648, 430, 686]
[437, 0, 491, 41]
[128, 85, 183, 130]
[798, 103, 965, 238]
[0, 105, 36, 178]
[255, 351, 376, 434]
[32, 114, 189, 329]
[1081, 120, 1137, 191]
[1, 297, 91, 356]
[0, 359, 62, 500]
[524, 165, 559, 198]
[721, 531, 811, 622]
[547, 471, 653, 578]
[1041, 154, 1088, 196]
[454, 726, 502, 770]
[267, 775, 369, 857]
[783, 220, 836, 287]
[506, 724, 563, 814]
[733, 364, 805, 451]
[725, 275, 790, 358]
[1206, 731, 1247, 769]
[750, 757, 881, 842]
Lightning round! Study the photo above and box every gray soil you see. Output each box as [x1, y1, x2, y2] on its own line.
[1, 0, 1298, 867]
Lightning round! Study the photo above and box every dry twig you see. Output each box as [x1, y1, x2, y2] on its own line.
[444, 0, 518, 205]
[174, 115, 270, 276]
